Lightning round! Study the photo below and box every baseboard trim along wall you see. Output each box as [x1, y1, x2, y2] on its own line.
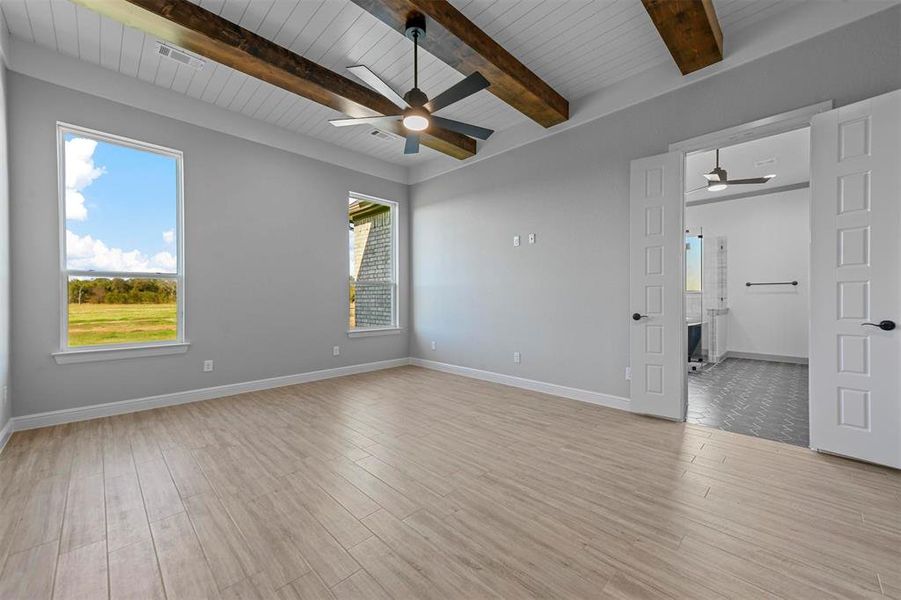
[724, 351, 809, 364]
[8, 357, 411, 433]
[0, 420, 12, 455]
[4, 357, 633, 445]
[410, 358, 631, 412]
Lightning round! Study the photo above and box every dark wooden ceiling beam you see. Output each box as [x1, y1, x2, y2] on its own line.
[349, 0, 569, 128]
[641, 0, 723, 75]
[72, 0, 475, 159]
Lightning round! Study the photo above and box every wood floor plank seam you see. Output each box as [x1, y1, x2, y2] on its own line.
[47, 528, 63, 600]
[130, 452, 171, 600]
[102, 456, 111, 600]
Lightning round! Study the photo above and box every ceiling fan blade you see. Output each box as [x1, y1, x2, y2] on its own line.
[347, 65, 408, 109]
[424, 72, 490, 113]
[431, 116, 494, 140]
[686, 185, 708, 194]
[404, 134, 420, 155]
[726, 177, 775, 185]
[329, 115, 401, 127]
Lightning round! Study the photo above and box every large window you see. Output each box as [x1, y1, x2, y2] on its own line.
[348, 193, 397, 332]
[58, 124, 183, 351]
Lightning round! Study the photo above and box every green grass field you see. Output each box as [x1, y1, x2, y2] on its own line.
[68, 303, 177, 347]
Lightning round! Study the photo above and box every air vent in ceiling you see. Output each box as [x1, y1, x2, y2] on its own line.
[157, 43, 205, 70]
[369, 130, 400, 141]
[754, 157, 777, 167]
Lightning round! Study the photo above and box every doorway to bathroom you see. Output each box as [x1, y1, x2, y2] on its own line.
[682, 128, 811, 447]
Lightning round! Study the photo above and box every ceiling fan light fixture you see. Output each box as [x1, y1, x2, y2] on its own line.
[402, 108, 430, 131]
[708, 182, 728, 192]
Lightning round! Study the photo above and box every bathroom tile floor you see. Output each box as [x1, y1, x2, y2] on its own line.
[687, 357, 809, 447]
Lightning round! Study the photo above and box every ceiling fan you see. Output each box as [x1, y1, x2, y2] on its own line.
[687, 149, 776, 193]
[328, 13, 494, 155]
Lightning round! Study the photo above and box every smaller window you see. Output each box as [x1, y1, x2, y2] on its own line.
[348, 194, 398, 331]
[58, 124, 184, 351]
[685, 233, 703, 292]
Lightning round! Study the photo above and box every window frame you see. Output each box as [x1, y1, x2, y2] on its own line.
[55, 122, 186, 359]
[347, 191, 400, 336]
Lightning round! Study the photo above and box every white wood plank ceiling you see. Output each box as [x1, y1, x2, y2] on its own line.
[1, 0, 803, 166]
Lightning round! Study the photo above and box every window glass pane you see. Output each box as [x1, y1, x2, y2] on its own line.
[67, 277, 177, 346]
[63, 132, 178, 273]
[352, 284, 395, 328]
[686, 235, 702, 292]
[349, 197, 395, 329]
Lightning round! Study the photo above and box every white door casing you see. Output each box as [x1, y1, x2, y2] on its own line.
[810, 90, 901, 468]
[629, 152, 685, 420]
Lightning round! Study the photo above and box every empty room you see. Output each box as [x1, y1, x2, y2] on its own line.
[0, 1, 899, 598]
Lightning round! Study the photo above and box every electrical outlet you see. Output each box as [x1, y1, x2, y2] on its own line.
[333, 346, 340, 356]
[203, 360, 214, 372]
[625, 367, 631, 381]
[513, 235, 520, 247]
[528, 233, 536, 244]
[431, 341, 437, 351]
[513, 351, 521, 364]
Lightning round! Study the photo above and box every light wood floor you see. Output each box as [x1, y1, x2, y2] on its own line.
[1, 366, 899, 599]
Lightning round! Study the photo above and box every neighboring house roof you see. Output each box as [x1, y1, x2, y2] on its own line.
[349, 200, 390, 221]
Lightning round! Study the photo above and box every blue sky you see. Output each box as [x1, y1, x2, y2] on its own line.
[64, 133, 178, 273]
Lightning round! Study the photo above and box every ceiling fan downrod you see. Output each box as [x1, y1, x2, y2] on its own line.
[403, 13, 428, 109]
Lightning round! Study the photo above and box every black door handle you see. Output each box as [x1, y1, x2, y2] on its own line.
[862, 320, 896, 331]
[632, 313, 648, 321]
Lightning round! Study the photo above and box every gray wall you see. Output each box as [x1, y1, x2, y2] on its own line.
[0, 61, 10, 432]
[410, 9, 901, 399]
[9, 73, 409, 417]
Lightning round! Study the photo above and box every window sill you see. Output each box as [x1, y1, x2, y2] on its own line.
[53, 342, 191, 365]
[347, 327, 403, 338]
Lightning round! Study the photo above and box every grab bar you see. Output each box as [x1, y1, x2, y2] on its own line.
[745, 281, 798, 287]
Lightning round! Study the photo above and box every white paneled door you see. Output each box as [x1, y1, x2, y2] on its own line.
[810, 90, 901, 469]
[629, 152, 685, 420]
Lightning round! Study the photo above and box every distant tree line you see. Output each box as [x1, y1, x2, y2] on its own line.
[68, 278, 177, 304]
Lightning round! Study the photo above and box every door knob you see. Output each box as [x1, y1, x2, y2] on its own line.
[632, 313, 648, 321]
[862, 320, 896, 331]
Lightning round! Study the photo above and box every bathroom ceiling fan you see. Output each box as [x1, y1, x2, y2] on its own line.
[687, 149, 776, 193]
[328, 13, 494, 155]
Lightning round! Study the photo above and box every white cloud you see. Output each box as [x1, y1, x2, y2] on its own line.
[150, 251, 177, 272]
[65, 137, 105, 221]
[66, 230, 176, 273]
[66, 190, 89, 222]
[162, 229, 175, 244]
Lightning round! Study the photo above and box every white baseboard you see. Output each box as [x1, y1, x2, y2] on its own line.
[0, 419, 11, 455]
[724, 351, 808, 365]
[410, 358, 631, 412]
[4, 356, 630, 449]
[8, 357, 411, 434]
